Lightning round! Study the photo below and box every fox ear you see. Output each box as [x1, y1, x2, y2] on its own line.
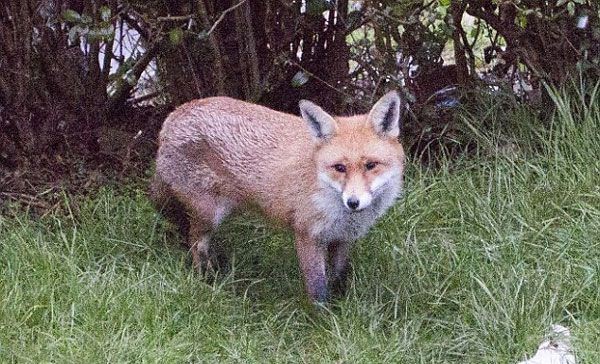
[299, 100, 337, 141]
[368, 91, 402, 138]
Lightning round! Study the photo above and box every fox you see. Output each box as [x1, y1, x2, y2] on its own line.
[150, 91, 405, 303]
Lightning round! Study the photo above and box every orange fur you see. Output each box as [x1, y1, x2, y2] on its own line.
[151, 92, 405, 303]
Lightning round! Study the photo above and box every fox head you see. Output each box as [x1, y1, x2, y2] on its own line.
[299, 91, 405, 212]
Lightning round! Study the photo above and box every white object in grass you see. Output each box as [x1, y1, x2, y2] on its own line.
[518, 325, 576, 364]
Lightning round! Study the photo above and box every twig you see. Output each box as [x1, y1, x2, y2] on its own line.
[107, 41, 161, 113]
[156, 14, 194, 22]
[0, 192, 51, 210]
[120, 12, 150, 40]
[370, 0, 436, 26]
[286, 59, 369, 107]
[130, 91, 159, 104]
[119, 130, 143, 178]
[206, 0, 248, 36]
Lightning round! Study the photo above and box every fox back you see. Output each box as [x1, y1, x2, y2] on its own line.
[152, 92, 405, 303]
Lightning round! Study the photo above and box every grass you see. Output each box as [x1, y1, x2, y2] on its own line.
[1, 87, 600, 363]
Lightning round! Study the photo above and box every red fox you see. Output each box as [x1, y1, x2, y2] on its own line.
[151, 91, 405, 303]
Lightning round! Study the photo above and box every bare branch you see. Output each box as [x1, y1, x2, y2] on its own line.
[120, 11, 150, 40]
[286, 59, 366, 106]
[107, 41, 161, 114]
[196, 0, 226, 94]
[465, 2, 519, 44]
[156, 14, 193, 22]
[235, 0, 260, 100]
[130, 91, 159, 105]
[206, 0, 248, 36]
[102, 34, 115, 80]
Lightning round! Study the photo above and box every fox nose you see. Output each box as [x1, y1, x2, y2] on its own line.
[346, 197, 360, 210]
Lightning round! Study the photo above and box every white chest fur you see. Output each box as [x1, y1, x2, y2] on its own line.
[310, 182, 400, 244]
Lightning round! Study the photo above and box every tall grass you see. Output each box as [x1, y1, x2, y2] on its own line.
[1, 87, 599, 362]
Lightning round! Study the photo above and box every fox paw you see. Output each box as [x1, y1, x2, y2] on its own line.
[192, 245, 229, 279]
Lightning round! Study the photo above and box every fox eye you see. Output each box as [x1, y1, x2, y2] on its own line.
[332, 164, 347, 173]
[365, 161, 378, 170]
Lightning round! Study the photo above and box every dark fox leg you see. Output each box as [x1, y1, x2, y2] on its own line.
[150, 176, 233, 275]
[328, 241, 352, 297]
[149, 176, 190, 238]
[186, 193, 236, 276]
[295, 234, 328, 304]
[188, 218, 216, 275]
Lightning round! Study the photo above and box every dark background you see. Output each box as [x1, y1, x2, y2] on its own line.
[1, 0, 599, 210]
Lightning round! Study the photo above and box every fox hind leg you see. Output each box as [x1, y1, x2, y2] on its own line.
[189, 224, 216, 275]
[149, 175, 191, 238]
[187, 194, 236, 276]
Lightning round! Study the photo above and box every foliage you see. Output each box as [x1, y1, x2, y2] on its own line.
[349, 0, 599, 104]
[0, 0, 598, 171]
[0, 0, 357, 169]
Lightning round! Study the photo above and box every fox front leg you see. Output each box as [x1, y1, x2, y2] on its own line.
[328, 241, 352, 297]
[295, 234, 328, 304]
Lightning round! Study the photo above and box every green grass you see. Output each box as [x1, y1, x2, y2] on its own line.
[1, 87, 600, 362]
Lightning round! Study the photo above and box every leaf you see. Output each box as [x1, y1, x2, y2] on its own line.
[439, 0, 451, 6]
[291, 71, 309, 87]
[169, 28, 184, 45]
[88, 25, 115, 41]
[126, 72, 138, 86]
[100, 6, 111, 22]
[197, 30, 208, 40]
[556, 0, 569, 6]
[567, 2, 575, 16]
[346, 10, 363, 31]
[110, 60, 134, 81]
[62, 9, 81, 23]
[440, 23, 453, 37]
[68, 26, 80, 43]
[518, 14, 527, 28]
[306, 0, 330, 16]
[81, 14, 93, 25]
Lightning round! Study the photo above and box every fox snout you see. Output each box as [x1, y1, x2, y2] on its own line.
[342, 189, 373, 211]
[346, 197, 360, 210]
[344, 195, 372, 211]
